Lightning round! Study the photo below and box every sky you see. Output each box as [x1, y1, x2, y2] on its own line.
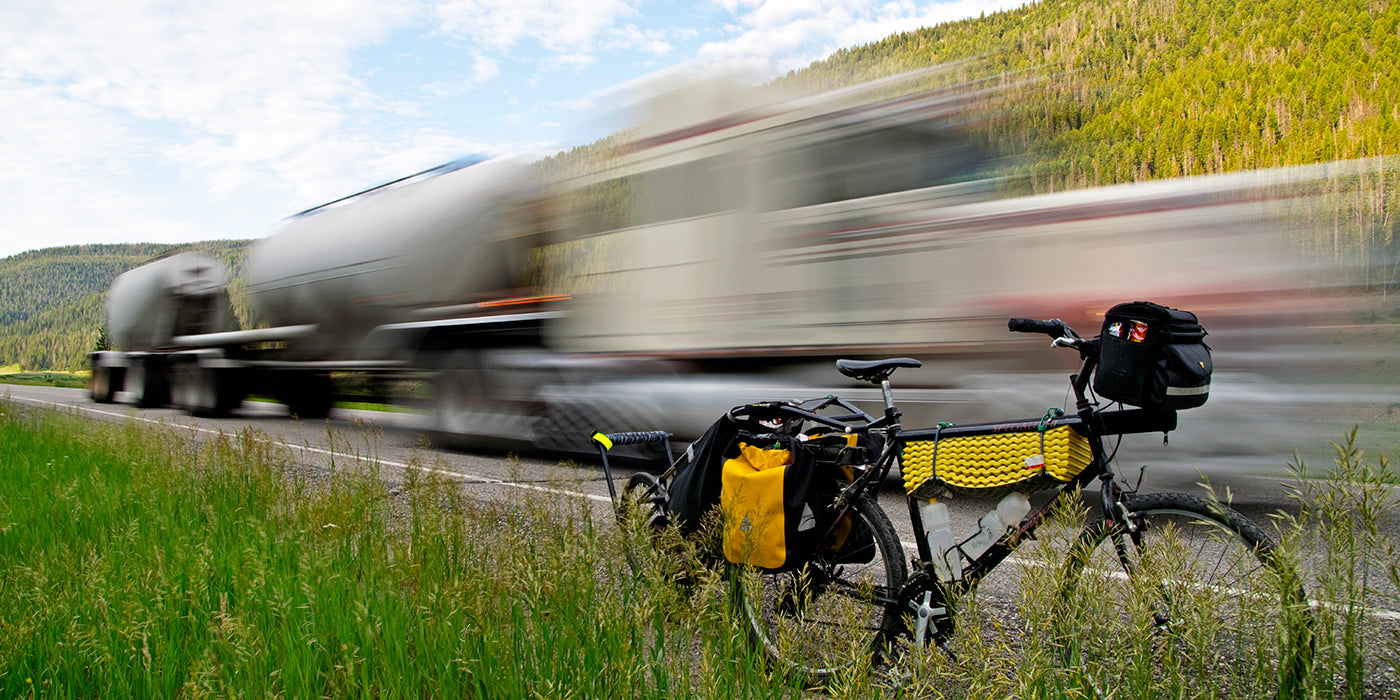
[0, 0, 1029, 259]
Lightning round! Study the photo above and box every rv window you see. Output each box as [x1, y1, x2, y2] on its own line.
[766, 126, 984, 210]
[638, 155, 744, 224]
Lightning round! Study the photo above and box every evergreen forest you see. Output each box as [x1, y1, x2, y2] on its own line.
[0, 241, 252, 371]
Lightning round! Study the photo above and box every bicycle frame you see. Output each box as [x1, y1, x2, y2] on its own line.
[733, 338, 1180, 646]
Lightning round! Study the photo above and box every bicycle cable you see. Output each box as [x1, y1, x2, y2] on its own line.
[1094, 402, 1125, 466]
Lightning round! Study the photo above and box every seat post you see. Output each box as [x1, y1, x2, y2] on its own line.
[881, 378, 901, 427]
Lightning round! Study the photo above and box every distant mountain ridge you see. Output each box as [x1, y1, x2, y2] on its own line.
[0, 240, 253, 370]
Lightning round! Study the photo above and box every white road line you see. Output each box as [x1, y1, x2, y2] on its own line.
[6, 396, 611, 505]
[899, 540, 1400, 621]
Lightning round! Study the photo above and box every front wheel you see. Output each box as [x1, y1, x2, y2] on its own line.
[1060, 492, 1313, 696]
[731, 493, 907, 683]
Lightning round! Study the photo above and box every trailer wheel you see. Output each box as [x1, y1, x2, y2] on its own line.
[90, 362, 120, 404]
[281, 373, 334, 420]
[172, 361, 243, 417]
[127, 358, 168, 408]
[435, 350, 492, 436]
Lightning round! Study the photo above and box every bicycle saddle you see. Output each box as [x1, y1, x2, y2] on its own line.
[835, 357, 922, 383]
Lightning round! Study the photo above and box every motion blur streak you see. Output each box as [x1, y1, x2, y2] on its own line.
[94, 67, 1400, 471]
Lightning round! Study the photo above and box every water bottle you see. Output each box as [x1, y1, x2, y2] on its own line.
[920, 500, 963, 581]
[996, 492, 1030, 528]
[961, 492, 1031, 560]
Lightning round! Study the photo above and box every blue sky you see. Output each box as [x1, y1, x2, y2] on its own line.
[0, 0, 1028, 258]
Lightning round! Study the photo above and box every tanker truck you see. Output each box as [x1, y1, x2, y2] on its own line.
[90, 155, 583, 440]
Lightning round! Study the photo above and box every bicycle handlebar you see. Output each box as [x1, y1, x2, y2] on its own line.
[590, 430, 671, 451]
[727, 401, 873, 432]
[1008, 317, 1069, 337]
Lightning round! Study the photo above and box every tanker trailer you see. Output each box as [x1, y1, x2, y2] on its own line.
[90, 252, 239, 408]
[94, 155, 565, 428]
[241, 155, 556, 424]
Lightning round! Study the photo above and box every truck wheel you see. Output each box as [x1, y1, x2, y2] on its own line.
[436, 350, 490, 436]
[172, 363, 216, 416]
[282, 373, 334, 420]
[128, 358, 168, 408]
[90, 363, 120, 404]
[173, 362, 243, 418]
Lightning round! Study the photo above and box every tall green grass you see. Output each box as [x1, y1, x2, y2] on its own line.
[0, 404, 803, 698]
[2, 401, 1396, 697]
[1279, 429, 1400, 700]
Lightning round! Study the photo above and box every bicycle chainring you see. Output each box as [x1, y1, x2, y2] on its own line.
[898, 570, 955, 646]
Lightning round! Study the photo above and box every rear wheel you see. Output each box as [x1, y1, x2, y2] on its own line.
[89, 361, 120, 403]
[279, 372, 333, 419]
[731, 493, 907, 682]
[1060, 492, 1313, 696]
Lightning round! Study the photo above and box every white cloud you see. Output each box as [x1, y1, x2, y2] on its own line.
[699, 0, 1030, 75]
[0, 81, 230, 254]
[604, 25, 674, 55]
[433, 0, 636, 51]
[547, 53, 599, 71]
[421, 54, 501, 99]
[0, 0, 436, 255]
[472, 55, 502, 83]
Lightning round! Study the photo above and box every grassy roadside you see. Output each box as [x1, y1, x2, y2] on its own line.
[1, 402, 1397, 697]
[0, 369, 87, 389]
[0, 404, 803, 698]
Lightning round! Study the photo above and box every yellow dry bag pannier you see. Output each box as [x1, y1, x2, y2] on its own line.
[721, 440, 820, 571]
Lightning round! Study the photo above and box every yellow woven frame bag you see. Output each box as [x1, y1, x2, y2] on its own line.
[902, 424, 1092, 498]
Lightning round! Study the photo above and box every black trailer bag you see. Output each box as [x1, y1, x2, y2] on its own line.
[666, 402, 803, 535]
[1093, 301, 1212, 410]
[666, 415, 742, 535]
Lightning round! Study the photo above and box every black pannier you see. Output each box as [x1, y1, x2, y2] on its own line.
[1093, 301, 1211, 410]
[667, 403, 877, 572]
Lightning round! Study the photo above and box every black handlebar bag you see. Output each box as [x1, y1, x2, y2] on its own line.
[1093, 301, 1212, 410]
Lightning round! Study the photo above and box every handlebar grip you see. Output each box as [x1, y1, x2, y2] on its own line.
[590, 430, 671, 451]
[1008, 317, 1066, 336]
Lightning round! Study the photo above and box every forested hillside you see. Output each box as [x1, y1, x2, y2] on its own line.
[784, 0, 1397, 187]
[0, 241, 252, 370]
